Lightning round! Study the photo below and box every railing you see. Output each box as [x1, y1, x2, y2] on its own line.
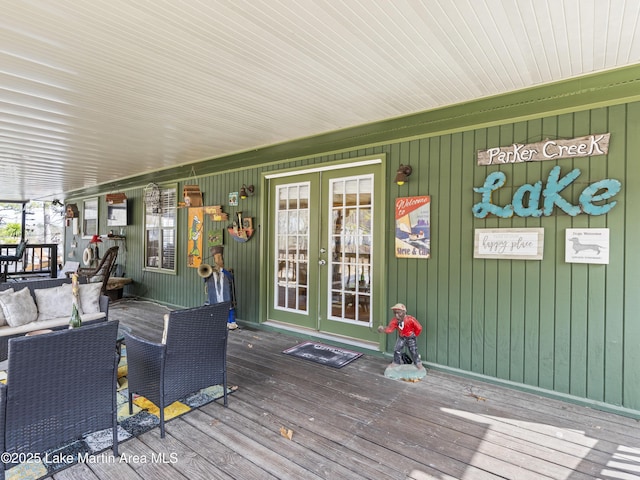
[0, 243, 59, 280]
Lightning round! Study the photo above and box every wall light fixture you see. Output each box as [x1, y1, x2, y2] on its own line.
[239, 184, 255, 199]
[395, 165, 412, 186]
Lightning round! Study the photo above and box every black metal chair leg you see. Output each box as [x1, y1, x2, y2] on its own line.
[160, 404, 165, 438]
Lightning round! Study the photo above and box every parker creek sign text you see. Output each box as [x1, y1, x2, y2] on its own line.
[473, 133, 621, 219]
[477, 133, 610, 165]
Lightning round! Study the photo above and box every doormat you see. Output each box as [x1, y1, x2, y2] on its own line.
[282, 341, 362, 368]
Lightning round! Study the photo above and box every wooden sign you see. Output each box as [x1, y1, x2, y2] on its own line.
[187, 207, 204, 267]
[474, 228, 544, 260]
[477, 133, 610, 165]
[204, 205, 228, 221]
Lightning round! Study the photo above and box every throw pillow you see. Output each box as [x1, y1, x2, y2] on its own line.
[0, 288, 15, 326]
[34, 284, 73, 321]
[0, 287, 38, 327]
[79, 282, 102, 314]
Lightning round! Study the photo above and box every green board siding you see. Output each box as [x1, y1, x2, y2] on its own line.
[65, 87, 640, 415]
[623, 104, 640, 410]
[388, 104, 638, 412]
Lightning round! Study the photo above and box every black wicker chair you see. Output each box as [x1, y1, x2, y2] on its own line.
[0, 321, 120, 476]
[0, 240, 27, 283]
[124, 302, 230, 438]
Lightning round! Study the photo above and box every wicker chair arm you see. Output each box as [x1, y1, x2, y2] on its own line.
[124, 331, 162, 348]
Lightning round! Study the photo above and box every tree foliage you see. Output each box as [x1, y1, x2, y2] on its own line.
[0, 222, 21, 239]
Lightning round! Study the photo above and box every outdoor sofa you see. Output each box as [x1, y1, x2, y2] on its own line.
[0, 278, 109, 360]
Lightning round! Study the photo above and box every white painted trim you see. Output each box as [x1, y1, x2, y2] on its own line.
[264, 158, 382, 179]
[262, 320, 380, 351]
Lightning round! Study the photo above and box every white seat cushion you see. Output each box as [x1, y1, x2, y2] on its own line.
[0, 312, 107, 337]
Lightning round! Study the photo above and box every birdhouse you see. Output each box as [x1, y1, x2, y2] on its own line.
[183, 185, 203, 207]
[65, 203, 79, 218]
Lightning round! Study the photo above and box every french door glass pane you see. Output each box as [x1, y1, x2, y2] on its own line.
[329, 175, 372, 324]
[274, 183, 309, 312]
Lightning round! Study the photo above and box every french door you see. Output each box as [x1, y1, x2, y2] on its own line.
[267, 162, 381, 343]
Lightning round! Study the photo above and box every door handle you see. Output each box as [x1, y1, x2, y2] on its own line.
[318, 259, 326, 266]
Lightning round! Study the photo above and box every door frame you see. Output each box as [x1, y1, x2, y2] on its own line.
[258, 154, 387, 348]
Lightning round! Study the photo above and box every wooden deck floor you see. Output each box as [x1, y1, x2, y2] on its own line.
[52, 298, 640, 480]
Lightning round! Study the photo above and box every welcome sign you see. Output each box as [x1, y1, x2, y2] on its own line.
[395, 196, 430, 259]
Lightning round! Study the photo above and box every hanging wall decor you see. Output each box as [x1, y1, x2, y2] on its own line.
[472, 166, 621, 219]
[208, 228, 223, 248]
[395, 196, 431, 259]
[65, 203, 80, 233]
[82, 198, 98, 239]
[565, 228, 609, 264]
[227, 211, 254, 242]
[474, 228, 544, 260]
[204, 205, 228, 222]
[65, 203, 79, 218]
[183, 185, 203, 207]
[187, 207, 204, 268]
[106, 193, 128, 227]
[144, 183, 161, 213]
[476, 133, 610, 165]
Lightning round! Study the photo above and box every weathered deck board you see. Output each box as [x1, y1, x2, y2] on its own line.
[46, 298, 640, 480]
[161, 418, 276, 480]
[227, 333, 591, 480]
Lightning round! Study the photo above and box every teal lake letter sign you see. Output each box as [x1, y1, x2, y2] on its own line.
[472, 166, 621, 218]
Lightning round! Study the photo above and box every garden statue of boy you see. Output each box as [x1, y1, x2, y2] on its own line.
[203, 246, 238, 330]
[377, 303, 423, 369]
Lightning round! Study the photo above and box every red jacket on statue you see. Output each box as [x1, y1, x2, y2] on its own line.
[382, 315, 422, 337]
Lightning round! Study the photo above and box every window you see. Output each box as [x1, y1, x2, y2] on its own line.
[144, 185, 176, 272]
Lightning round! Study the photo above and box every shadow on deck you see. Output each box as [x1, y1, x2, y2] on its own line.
[54, 298, 640, 480]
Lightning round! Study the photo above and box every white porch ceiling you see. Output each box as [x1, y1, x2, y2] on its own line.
[1, 0, 639, 202]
